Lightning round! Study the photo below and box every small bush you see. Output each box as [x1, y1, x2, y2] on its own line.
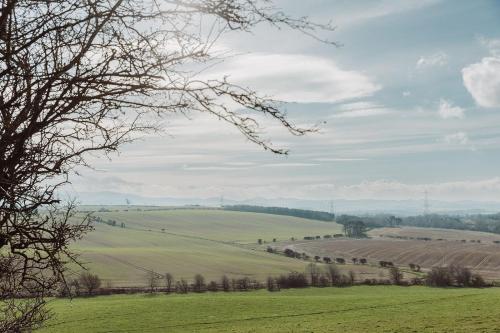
[471, 274, 486, 288]
[277, 272, 308, 289]
[193, 274, 206, 292]
[176, 279, 189, 294]
[207, 281, 218, 292]
[221, 275, 231, 292]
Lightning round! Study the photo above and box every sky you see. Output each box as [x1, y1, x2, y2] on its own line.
[71, 0, 500, 203]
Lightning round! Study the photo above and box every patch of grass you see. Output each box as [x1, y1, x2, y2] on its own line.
[39, 286, 500, 333]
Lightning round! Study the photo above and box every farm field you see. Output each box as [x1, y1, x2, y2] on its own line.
[81, 208, 343, 244]
[38, 286, 500, 333]
[287, 237, 500, 280]
[70, 208, 344, 286]
[369, 226, 500, 243]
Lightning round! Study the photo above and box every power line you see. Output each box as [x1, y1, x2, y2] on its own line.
[424, 190, 429, 216]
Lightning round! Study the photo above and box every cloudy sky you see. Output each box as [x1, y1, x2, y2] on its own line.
[72, 0, 500, 202]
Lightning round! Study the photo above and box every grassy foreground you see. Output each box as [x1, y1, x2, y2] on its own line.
[39, 286, 500, 333]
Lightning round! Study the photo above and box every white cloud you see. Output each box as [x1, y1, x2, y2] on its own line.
[70, 174, 500, 202]
[478, 36, 500, 56]
[204, 53, 381, 103]
[333, 0, 442, 27]
[331, 101, 392, 118]
[438, 99, 465, 119]
[462, 57, 500, 108]
[444, 132, 469, 145]
[416, 51, 448, 69]
[319, 178, 500, 201]
[183, 165, 250, 171]
[403, 91, 411, 97]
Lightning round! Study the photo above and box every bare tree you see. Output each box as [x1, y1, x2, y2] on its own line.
[69, 279, 81, 297]
[221, 275, 231, 292]
[348, 270, 356, 285]
[78, 272, 101, 296]
[145, 270, 160, 293]
[0, 0, 334, 329]
[450, 264, 472, 287]
[326, 264, 341, 286]
[165, 272, 174, 294]
[389, 267, 403, 285]
[305, 262, 320, 287]
[176, 278, 189, 294]
[193, 273, 206, 292]
[266, 276, 279, 292]
[207, 281, 218, 292]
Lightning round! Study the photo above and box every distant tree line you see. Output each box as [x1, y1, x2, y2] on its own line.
[336, 215, 369, 238]
[91, 216, 126, 228]
[404, 214, 500, 234]
[224, 205, 335, 222]
[425, 265, 486, 288]
[337, 213, 500, 236]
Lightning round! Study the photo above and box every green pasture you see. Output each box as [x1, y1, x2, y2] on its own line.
[39, 286, 500, 333]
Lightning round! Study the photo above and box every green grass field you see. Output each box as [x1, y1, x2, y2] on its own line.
[70, 209, 344, 285]
[39, 286, 500, 333]
[85, 208, 342, 243]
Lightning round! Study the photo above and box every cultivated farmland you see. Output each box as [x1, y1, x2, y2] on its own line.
[369, 226, 500, 243]
[287, 236, 500, 280]
[70, 208, 344, 285]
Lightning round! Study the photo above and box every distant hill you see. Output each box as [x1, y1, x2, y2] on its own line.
[73, 191, 500, 215]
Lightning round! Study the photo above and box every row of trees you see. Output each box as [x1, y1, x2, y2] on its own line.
[63, 263, 489, 299]
[91, 216, 126, 228]
[338, 213, 500, 236]
[259, 233, 343, 244]
[303, 234, 344, 240]
[144, 271, 264, 294]
[278, 247, 368, 266]
[61, 273, 102, 297]
[225, 205, 335, 221]
[336, 216, 368, 238]
[425, 265, 486, 287]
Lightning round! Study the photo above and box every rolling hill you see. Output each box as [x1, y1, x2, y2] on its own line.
[70, 208, 344, 286]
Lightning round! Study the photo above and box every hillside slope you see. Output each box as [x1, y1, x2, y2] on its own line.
[71, 208, 343, 286]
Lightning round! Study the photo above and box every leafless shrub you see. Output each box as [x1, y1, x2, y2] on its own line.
[78, 272, 102, 296]
[165, 273, 174, 294]
[145, 271, 161, 293]
[176, 279, 189, 294]
[221, 275, 231, 292]
[389, 267, 403, 285]
[207, 281, 218, 292]
[193, 274, 206, 293]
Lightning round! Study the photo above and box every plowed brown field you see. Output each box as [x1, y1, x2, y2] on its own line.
[286, 229, 500, 280]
